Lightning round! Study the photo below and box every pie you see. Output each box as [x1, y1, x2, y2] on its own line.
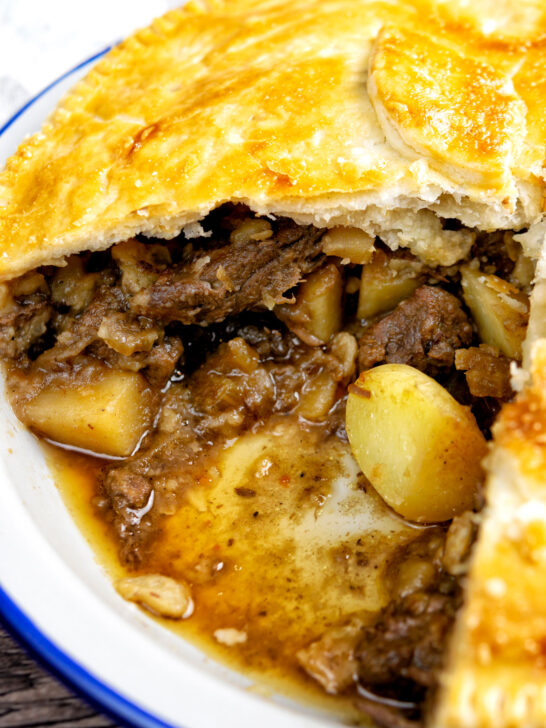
[0, 1, 545, 726]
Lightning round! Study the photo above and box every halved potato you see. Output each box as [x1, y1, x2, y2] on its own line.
[346, 364, 486, 522]
[21, 368, 154, 457]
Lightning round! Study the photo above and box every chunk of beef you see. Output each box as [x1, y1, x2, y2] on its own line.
[358, 285, 472, 374]
[102, 395, 206, 565]
[35, 285, 127, 367]
[354, 588, 460, 728]
[454, 345, 512, 399]
[88, 335, 183, 388]
[356, 588, 460, 693]
[298, 529, 467, 728]
[296, 617, 365, 693]
[141, 337, 184, 387]
[0, 298, 52, 359]
[33, 283, 182, 387]
[106, 469, 152, 513]
[130, 219, 325, 324]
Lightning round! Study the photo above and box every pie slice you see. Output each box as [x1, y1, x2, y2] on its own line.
[0, 1, 545, 727]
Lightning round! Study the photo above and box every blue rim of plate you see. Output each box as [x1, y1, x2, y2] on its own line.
[0, 46, 112, 137]
[0, 47, 177, 728]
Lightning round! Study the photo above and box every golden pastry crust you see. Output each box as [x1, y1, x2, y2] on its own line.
[0, 0, 545, 279]
[369, 26, 526, 189]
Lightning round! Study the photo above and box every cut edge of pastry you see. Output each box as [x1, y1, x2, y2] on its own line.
[0, 183, 542, 282]
[0, 0, 544, 280]
[434, 316, 546, 727]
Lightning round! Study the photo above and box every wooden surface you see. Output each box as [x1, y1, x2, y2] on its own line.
[0, 626, 116, 728]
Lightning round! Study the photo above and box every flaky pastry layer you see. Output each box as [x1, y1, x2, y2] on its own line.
[0, 0, 545, 278]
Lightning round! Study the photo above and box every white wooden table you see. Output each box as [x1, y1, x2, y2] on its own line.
[0, 0, 180, 127]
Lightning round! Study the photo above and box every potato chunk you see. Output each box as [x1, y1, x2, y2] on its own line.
[357, 251, 424, 320]
[21, 369, 154, 456]
[117, 574, 193, 619]
[97, 313, 159, 356]
[112, 238, 171, 295]
[275, 263, 343, 345]
[321, 227, 375, 264]
[297, 371, 337, 422]
[346, 364, 486, 522]
[51, 257, 98, 313]
[460, 264, 529, 360]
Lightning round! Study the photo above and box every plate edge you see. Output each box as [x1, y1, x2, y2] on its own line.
[0, 45, 180, 728]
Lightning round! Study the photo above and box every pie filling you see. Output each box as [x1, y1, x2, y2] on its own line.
[0, 204, 533, 726]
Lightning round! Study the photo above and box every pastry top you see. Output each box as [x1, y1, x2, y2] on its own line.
[0, 0, 545, 279]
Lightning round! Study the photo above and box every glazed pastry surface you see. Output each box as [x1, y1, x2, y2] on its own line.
[0, 0, 544, 278]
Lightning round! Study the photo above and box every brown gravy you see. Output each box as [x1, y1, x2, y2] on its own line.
[43, 417, 432, 722]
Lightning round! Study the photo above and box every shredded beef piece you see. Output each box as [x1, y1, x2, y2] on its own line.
[354, 529, 463, 715]
[35, 285, 127, 366]
[235, 324, 294, 360]
[106, 469, 152, 512]
[298, 526, 470, 728]
[103, 383, 210, 564]
[472, 231, 516, 279]
[296, 617, 365, 694]
[454, 345, 512, 399]
[358, 285, 472, 374]
[0, 297, 52, 359]
[130, 219, 325, 324]
[88, 335, 183, 388]
[30, 282, 183, 387]
[140, 337, 184, 387]
[356, 588, 460, 692]
[353, 584, 461, 728]
[97, 312, 161, 355]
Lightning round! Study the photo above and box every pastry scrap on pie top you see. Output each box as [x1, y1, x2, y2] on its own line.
[0, 1, 545, 727]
